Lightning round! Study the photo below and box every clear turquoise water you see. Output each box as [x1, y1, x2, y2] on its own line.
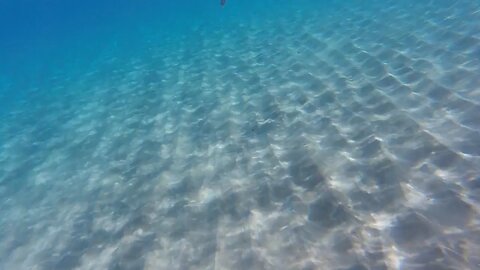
[1, 1, 480, 269]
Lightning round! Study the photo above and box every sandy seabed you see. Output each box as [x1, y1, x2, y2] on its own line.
[1, 1, 480, 269]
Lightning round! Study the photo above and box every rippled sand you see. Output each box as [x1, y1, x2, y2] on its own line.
[1, 1, 480, 269]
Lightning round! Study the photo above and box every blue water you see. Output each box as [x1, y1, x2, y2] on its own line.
[1, 1, 480, 269]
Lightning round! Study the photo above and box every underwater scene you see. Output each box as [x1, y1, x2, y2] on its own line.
[0, 0, 479, 269]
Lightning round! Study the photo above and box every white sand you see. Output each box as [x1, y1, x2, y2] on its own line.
[1, 1, 479, 269]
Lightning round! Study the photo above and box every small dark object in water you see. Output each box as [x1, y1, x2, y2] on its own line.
[221, 0, 226, 7]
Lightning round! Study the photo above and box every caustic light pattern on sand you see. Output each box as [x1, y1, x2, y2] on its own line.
[0, 0, 480, 270]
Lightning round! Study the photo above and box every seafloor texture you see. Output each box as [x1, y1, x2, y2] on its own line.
[1, 1, 480, 269]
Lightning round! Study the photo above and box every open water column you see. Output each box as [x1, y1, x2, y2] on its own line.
[0, 0, 479, 269]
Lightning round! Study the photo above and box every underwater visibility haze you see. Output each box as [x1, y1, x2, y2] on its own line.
[1, 0, 480, 269]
